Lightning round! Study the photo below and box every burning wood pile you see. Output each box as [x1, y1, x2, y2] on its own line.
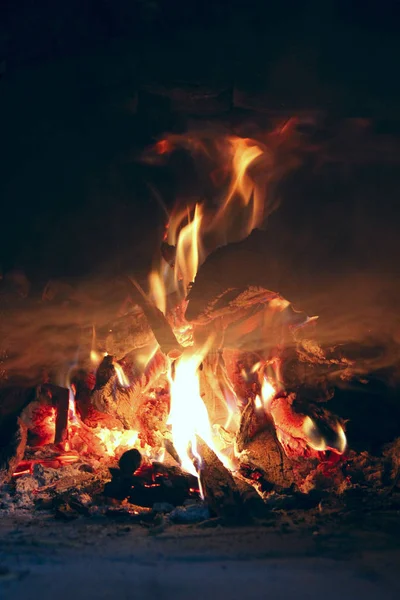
[1, 122, 399, 528]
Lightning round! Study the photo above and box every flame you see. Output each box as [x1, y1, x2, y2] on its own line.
[302, 416, 347, 454]
[113, 362, 130, 387]
[173, 203, 203, 294]
[215, 137, 266, 235]
[95, 428, 139, 457]
[254, 395, 263, 410]
[167, 344, 215, 477]
[68, 385, 79, 426]
[261, 377, 276, 409]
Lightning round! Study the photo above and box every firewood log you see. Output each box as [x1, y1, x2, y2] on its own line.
[0, 416, 27, 485]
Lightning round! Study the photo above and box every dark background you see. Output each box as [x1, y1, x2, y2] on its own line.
[0, 0, 399, 287]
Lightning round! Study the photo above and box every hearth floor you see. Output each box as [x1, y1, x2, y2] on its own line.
[0, 512, 398, 600]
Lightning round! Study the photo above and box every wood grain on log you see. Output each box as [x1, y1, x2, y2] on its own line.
[244, 421, 295, 489]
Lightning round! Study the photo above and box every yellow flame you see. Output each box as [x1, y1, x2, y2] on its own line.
[302, 416, 347, 454]
[335, 423, 347, 454]
[167, 344, 214, 477]
[174, 203, 203, 293]
[113, 362, 130, 387]
[254, 395, 262, 410]
[215, 137, 266, 236]
[251, 361, 262, 374]
[261, 377, 276, 409]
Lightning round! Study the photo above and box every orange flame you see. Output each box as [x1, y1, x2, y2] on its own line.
[215, 137, 266, 236]
[173, 203, 203, 293]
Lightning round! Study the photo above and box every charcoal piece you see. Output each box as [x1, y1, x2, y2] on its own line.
[52, 386, 69, 444]
[104, 463, 200, 507]
[103, 473, 134, 502]
[91, 373, 137, 429]
[0, 417, 27, 485]
[119, 449, 142, 476]
[244, 421, 296, 490]
[127, 480, 191, 508]
[196, 438, 242, 523]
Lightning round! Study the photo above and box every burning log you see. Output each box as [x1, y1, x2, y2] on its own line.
[196, 437, 242, 522]
[0, 417, 27, 485]
[242, 421, 296, 490]
[104, 459, 199, 508]
[90, 352, 170, 442]
[235, 398, 266, 453]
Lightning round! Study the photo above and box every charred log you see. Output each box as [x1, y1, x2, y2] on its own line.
[196, 438, 242, 523]
[104, 461, 199, 507]
[0, 416, 27, 485]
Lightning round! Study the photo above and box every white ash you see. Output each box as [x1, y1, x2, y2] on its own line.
[14, 474, 39, 508]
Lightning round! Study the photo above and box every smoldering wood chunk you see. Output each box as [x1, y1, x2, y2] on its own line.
[98, 310, 156, 361]
[197, 438, 242, 523]
[94, 355, 115, 389]
[243, 421, 295, 490]
[91, 375, 137, 430]
[0, 417, 27, 485]
[91, 352, 170, 437]
[234, 477, 269, 519]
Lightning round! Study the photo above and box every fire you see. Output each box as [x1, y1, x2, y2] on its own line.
[95, 427, 139, 457]
[167, 345, 215, 477]
[303, 416, 347, 454]
[215, 137, 266, 236]
[173, 203, 203, 294]
[113, 362, 130, 387]
[15, 127, 349, 486]
[261, 377, 276, 408]
[148, 135, 269, 312]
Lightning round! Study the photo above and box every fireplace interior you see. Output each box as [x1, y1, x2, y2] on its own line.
[1, 2, 400, 599]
